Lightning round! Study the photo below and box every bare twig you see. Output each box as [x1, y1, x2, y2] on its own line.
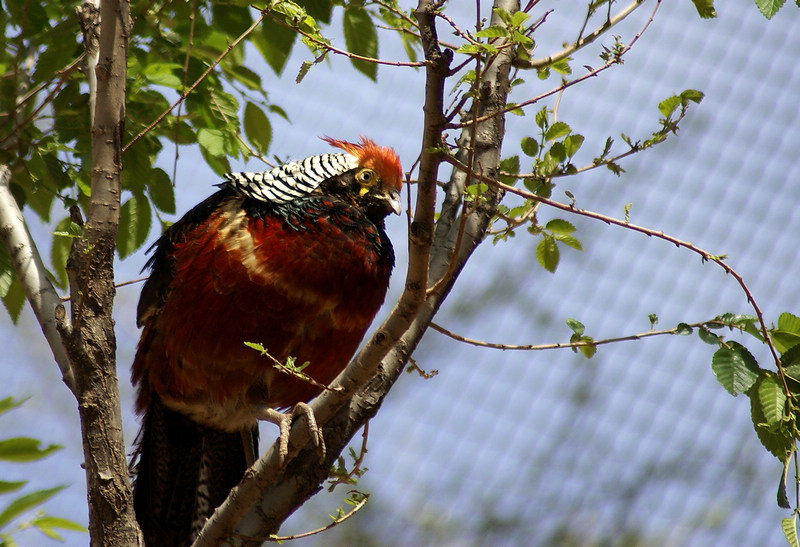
[232, 492, 369, 543]
[430, 320, 734, 352]
[449, 0, 660, 129]
[520, 0, 647, 69]
[442, 153, 786, 388]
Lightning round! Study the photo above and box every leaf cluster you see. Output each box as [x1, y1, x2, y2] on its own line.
[0, 397, 86, 544]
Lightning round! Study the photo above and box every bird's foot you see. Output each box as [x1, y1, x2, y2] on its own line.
[260, 403, 326, 464]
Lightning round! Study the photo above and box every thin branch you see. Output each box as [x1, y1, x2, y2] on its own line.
[442, 153, 785, 385]
[448, 0, 660, 129]
[0, 164, 76, 394]
[0, 58, 82, 148]
[519, 0, 646, 69]
[124, 9, 268, 153]
[233, 492, 369, 543]
[430, 320, 734, 352]
[261, 6, 426, 68]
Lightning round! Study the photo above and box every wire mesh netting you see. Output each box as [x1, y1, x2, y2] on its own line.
[2, 2, 799, 546]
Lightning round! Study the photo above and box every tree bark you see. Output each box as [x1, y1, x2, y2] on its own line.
[60, 1, 141, 544]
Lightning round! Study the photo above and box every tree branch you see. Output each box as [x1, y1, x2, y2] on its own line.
[0, 164, 76, 394]
[193, 0, 520, 542]
[63, 1, 142, 544]
[518, 0, 646, 69]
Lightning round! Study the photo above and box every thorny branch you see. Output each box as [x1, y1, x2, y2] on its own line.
[520, 0, 647, 69]
[430, 319, 745, 353]
[448, 0, 661, 129]
[442, 153, 787, 394]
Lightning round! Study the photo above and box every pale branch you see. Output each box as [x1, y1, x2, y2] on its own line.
[261, 6, 426, 68]
[448, 0, 661, 130]
[443, 153, 786, 388]
[0, 164, 76, 394]
[124, 9, 268, 153]
[76, 1, 100, 125]
[519, 0, 647, 69]
[429, 320, 737, 352]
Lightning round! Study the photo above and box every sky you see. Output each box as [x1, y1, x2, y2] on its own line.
[3, 1, 800, 545]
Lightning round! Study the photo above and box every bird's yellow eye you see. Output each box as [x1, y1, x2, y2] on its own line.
[356, 168, 377, 196]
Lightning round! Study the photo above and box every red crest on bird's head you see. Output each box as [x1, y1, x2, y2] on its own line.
[322, 136, 403, 193]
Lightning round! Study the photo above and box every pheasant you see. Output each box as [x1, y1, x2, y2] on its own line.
[131, 136, 402, 546]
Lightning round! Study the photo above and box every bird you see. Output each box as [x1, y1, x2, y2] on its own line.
[130, 136, 402, 546]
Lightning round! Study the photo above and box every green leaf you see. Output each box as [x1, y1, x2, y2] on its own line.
[697, 326, 719, 345]
[474, 25, 508, 39]
[690, 0, 717, 18]
[498, 155, 520, 185]
[142, 62, 183, 89]
[535, 107, 549, 130]
[783, 515, 799, 547]
[536, 235, 559, 273]
[577, 337, 596, 359]
[555, 234, 583, 251]
[1, 277, 25, 325]
[778, 312, 800, 333]
[0, 486, 67, 529]
[520, 137, 538, 157]
[117, 193, 152, 259]
[781, 345, 800, 381]
[0, 438, 62, 462]
[773, 331, 800, 353]
[544, 121, 570, 141]
[197, 128, 229, 158]
[676, 323, 693, 335]
[566, 318, 585, 336]
[564, 134, 584, 157]
[0, 481, 26, 495]
[343, 5, 378, 81]
[749, 380, 795, 460]
[253, 16, 298, 75]
[31, 515, 88, 537]
[755, 0, 786, 18]
[545, 219, 575, 234]
[548, 142, 566, 163]
[0, 397, 26, 416]
[457, 43, 498, 55]
[50, 217, 73, 289]
[711, 342, 759, 395]
[658, 95, 681, 118]
[680, 89, 705, 105]
[244, 102, 272, 157]
[146, 168, 176, 215]
[757, 374, 786, 429]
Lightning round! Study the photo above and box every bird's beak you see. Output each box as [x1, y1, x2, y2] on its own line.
[388, 189, 401, 215]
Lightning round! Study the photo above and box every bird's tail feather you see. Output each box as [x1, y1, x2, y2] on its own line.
[131, 395, 256, 546]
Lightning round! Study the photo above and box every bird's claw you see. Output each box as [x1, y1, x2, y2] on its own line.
[260, 403, 326, 464]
